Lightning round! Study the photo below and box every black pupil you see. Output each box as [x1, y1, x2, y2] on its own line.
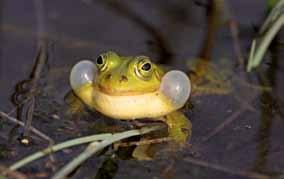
[141, 62, 151, 71]
[97, 56, 103, 65]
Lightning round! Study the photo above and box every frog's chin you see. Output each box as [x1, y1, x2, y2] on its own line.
[91, 88, 178, 119]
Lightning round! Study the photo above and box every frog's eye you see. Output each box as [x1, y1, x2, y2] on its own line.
[135, 57, 153, 80]
[96, 55, 107, 71]
[96, 56, 104, 65]
[141, 62, 151, 71]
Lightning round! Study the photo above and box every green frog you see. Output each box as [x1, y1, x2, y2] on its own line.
[69, 51, 192, 143]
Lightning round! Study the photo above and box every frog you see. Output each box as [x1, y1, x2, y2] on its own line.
[69, 51, 192, 143]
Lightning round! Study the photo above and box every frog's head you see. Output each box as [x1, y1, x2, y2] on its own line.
[93, 51, 164, 95]
[70, 51, 191, 118]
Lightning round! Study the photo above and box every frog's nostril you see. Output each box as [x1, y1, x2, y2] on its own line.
[119, 75, 128, 82]
[106, 74, 112, 80]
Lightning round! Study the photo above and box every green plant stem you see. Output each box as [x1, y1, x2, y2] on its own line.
[52, 125, 161, 179]
[9, 125, 161, 172]
[9, 133, 112, 171]
[261, 0, 284, 33]
[247, 14, 284, 71]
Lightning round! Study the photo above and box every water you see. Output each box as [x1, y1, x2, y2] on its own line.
[0, 0, 284, 178]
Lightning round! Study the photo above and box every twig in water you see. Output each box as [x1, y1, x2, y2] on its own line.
[12, 45, 48, 144]
[228, 20, 245, 68]
[0, 111, 53, 144]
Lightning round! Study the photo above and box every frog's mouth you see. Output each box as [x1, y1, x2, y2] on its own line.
[97, 84, 158, 96]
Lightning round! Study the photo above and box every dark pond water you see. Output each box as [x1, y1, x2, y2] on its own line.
[0, 0, 284, 178]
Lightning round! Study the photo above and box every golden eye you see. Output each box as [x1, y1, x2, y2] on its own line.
[96, 55, 107, 71]
[135, 57, 153, 80]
